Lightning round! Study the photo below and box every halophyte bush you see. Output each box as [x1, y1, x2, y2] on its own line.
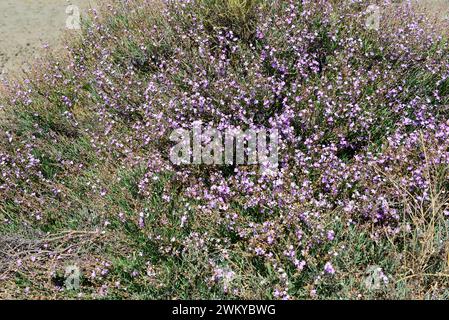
[1, 0, 449, 299]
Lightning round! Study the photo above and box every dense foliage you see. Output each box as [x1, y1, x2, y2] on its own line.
[1, 0, 449, 299]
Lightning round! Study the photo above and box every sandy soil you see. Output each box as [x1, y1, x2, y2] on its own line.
[415, 0, 449, 16]
[0, 0, 96, 79]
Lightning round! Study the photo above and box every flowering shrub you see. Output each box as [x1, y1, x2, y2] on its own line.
[1, 0, 449, 299]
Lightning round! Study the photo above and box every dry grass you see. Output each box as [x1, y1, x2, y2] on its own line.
[0, 230, 107, 298]
[374, 133, 449, 298]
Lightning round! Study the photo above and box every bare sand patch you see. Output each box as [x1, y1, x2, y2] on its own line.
[0, 0, 96, 79]
[414, 0, 449, 19]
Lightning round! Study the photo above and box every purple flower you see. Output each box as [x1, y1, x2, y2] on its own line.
[324, 262, 335, 275]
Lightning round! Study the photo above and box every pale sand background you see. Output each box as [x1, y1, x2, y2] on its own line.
[0, 0, 447, 79]
[0, 0, 96, 79]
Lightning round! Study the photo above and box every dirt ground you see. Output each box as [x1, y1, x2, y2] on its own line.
[0, 0, 447, 79]
[0, 0, 96, 79]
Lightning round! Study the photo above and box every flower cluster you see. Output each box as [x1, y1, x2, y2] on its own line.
[1, 0, 449, 298]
